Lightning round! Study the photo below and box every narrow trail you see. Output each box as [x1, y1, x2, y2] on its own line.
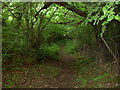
[48, 61, 76, 88]
[3, 45, 79, 88]
[47, 45, 77, 88]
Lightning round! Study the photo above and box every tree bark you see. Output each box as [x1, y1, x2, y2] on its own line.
[55, 2, 87, 17]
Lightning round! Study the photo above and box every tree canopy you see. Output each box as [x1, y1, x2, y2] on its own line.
[2, 1, 120, 88]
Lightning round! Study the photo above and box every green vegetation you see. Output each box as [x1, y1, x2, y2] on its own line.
[32, 64, 61, 77]
[39, 44, 60, 61]
[2, 2, 119, 88]
[73, 59, 118, 88]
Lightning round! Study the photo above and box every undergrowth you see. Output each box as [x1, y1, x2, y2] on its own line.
[32, 64, 61, 77]
[72, 58, 118, 88]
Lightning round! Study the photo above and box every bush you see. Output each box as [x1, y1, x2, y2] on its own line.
[64, 40, 77, 54]
[2, 28, 29, 63]
[35, 44, 60, 61]
[75, 25, 96, 49]
[73, 56, 93, 69]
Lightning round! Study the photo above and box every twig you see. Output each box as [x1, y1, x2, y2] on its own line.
[101, 36, 118, 69]
[2, 2, 23, 27]
[2, 2, 18, 18]
[40, 7, 58, 33]
[101, 36, 117, 61]
[31, 2, 53, 28]
[64, 10, 69, 17]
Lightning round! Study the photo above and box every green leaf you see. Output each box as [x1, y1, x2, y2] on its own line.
[106, 5, 112, 9]
[109, 2, 115, 5]
[115, 15, 120, 21]
[93, 15, 99, 20]
[108, 7, 115, 14]
[100, 32, 103, 37]
[99, 15, 106, 20]
[94, 73, 109, 81]
[102, 21, 108, 26]
[100, 25, 106, 37]
[103, 7, 108, 15]
[94, 6, 99, 12]
[107, 15, 115, 22]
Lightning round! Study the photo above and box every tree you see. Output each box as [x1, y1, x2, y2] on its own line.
[2, 2, 120, 64]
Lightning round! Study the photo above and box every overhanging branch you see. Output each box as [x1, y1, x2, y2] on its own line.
[31, 2, 53, 28]
[54, 2, 87, 18]
[2, 2, 23, 27]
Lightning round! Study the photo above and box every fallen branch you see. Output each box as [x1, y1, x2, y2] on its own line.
[101, 36, 117, 61]
[101, 36, 119, 69]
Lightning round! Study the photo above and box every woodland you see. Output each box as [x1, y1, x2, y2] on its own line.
[2, 1, 120, 88]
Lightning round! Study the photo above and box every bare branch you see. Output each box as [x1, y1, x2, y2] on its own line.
[2, 2, 18, 18]
[52, 20, 75, 24]
[55, 2, 87, 18]
[2, 2, 23, 27]
[101, 36, 118, 61]
[64, 10, 69, 17]
[31, 2, 53, 28]
[40, 7, 58, 33]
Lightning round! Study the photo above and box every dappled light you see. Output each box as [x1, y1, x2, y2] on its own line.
[2, 2, 120, 88]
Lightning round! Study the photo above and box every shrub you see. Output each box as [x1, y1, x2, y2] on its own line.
[35, 44, 60, 61]
[2, 28, 29, 63]
[73, 56, 93, 69]
[64, 40, 77, 54]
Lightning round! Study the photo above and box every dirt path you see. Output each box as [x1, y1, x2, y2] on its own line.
[3, 45, 78, 88]
[47, 61, 77, 88]
[44, 45, 77, 88]
[3, 45, 118, 88]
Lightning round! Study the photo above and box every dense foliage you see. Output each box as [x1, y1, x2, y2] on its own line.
[2, 2, 120, 88]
